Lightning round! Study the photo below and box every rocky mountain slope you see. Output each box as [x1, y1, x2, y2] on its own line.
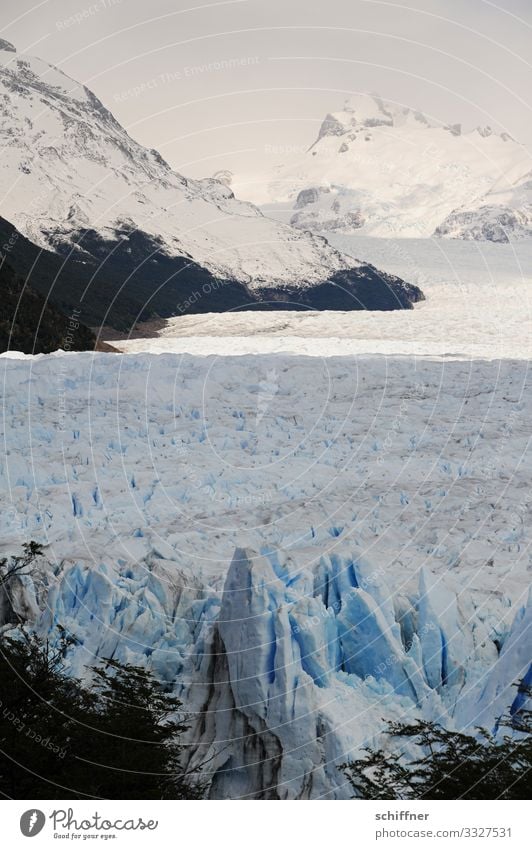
[233, 94, 531, 241]
[0, 43, 421, 326]
[435, 169, 532, 242]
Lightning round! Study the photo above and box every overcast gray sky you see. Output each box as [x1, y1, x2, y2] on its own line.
[1, 0, 531, 178]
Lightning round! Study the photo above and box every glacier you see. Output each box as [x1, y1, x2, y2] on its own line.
[114, 237, 532, 361]
[0, 351, 530, 798]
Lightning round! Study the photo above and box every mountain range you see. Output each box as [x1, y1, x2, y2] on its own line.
[232, 94, 532, 242]
[0, 42, 422, 352]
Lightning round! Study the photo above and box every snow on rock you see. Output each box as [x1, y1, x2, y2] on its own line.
[435, 170, 532, 242]
[1, 351, 531, 797]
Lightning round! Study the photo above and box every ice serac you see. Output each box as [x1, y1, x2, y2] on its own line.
[187, 543, 526, 799]
[191, 548, 334, 800]
[455, 589, 532, 731]
[0, 45, 421, 326]
[14, 539, 528, 799]
[234, 93, 530, 239]
[11, 537, 526, 799]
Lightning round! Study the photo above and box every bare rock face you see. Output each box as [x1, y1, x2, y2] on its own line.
[444, 123, 462, 137]
[294, 187, 321, 209]
[316, 112, 346, 141]
[291, 208, 365, 233]
[291, 186, 366, 234]
[0, 39, 16, 53]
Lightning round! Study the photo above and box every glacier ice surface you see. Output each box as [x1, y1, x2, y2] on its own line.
[0, 351, 530, 798]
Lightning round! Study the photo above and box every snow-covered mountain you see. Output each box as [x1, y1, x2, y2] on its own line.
[1, 351, 530, 798]
[233, 94, 531, 240]
[435, 168, 532, 242]
[0, 43, 421, 323]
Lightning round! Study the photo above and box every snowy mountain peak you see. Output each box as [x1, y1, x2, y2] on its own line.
[316, 94, 434, 142]
[312, 95, 513, 155]
[235, 93, 530, 239]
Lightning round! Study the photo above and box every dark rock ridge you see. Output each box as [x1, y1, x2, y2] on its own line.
[0, 217, 423, 340]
